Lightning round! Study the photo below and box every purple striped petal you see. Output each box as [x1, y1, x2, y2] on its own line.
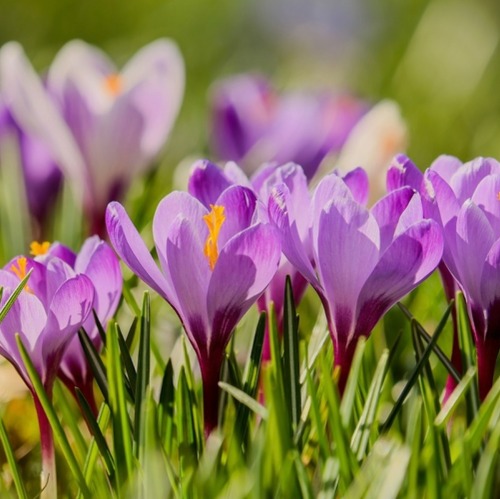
[386, 154, 423, 192]
[471, 174, 500, 234]
[429, 155, 462, 183]
[480, 239, 500, 314]
[187, 160, 232, 207]
[340, 167, 369, 205]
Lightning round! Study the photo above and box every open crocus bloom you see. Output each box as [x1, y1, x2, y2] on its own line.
[188, 160, 310, 360]
[106, 185, 281, 435]
[210, 73, 367, 179]
[0, 39, 184, 236]
[0, 251, 95, 392]
[269, 170, 443, 391]
[30, 237, 122, 410]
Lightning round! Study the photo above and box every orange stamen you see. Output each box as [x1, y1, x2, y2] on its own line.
[10, 257, 31, 292]
[203, 205, 226, 270]
[30, 241, 51, 256]
[104, 73, 123, 96]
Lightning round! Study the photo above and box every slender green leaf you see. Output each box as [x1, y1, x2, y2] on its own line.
[0, 269, 32, 324]
[219, 382, 268, 420]
[79, 328, 109, 402]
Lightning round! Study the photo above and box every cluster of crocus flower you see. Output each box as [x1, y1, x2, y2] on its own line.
[106, 185, 282, 436]
[0, 39, 184, 235]
[388, 154, 500, 399]
[0, 237, 121, 494]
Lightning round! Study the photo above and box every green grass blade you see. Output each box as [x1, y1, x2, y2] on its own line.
[134, 292, 151, 458]
[158, 360, 175, 449]
[282, 276, 301, 432]
[470, 423, 500, 499]
[219, 382, 268, 420]
[0, 270, 32, 324]
[79, 328, 109, 402]
[116, 324, 137, 399]
[0, 416, 28, 499]
[15, 334, 91, 497]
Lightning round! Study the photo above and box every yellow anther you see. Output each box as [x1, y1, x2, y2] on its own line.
[203, 205, 226, 270]
[104, 73, 123, 96]
[10, 257, 31, 292]
[497, 191, 500, 201]
[30, 241, 51, 256]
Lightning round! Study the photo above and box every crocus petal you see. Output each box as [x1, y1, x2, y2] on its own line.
[207, 224, 281, 351]
[153, 192, 207, 275]
[454, 201, 495, 305]
[340, 167, 369, 205]
[215, 186, 257, 247]
[386, 154, 423, 192]
[187, 159, 232, 207]
[165, 217, 211, 353]
[480, 239, 500, 314]
[121, 38, 184, 156]
[471, 174, 500, 234]
[429, 154, 462, 183]
[356, 219, 443, 337]
[315, 197, 380, 340]
[269, 184, 319, 288]
[371, 187, 416, 252]
[106, 201, 173, 302]
[46, 243, 77, 267]
[38, 275, 95, 381]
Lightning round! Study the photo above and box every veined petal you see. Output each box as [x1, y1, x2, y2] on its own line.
[356, 219, 443, 338]
[340, 167, 369, 205]
[268, 184, 319, 288]
[46, 242, 77, 267]
[153, 192, 207, 274]
[386, 154, 423, 192]
[471, 174, 500, 234]
[480, 239, 500, 314]
[315, 196, 380, 341]
[207, 224, 281, 352]
[106, 201, 174, 303]
[166, 217, 211, 354]
[449, 157, 498, 204]
[429, 154, 462, 183]
[454, 201, 495, 305]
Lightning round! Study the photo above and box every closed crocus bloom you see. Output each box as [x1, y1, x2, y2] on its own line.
[0, 250, 95, 496]
[0, 93, 62, 228]
[270, 171, 443, 392]
[405, 155, 500, 399]
[0, 40, 184, 236]
[106, 185, 281, 436]
[29, 237, 122, 412]
[188, 160, 310, 360]
[210, 73, 366, 179]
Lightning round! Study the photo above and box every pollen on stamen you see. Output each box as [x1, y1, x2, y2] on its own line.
[10, 257, 32, 292]
[30, 241, 51, 256]
[104, 73, 123, 96]
[496, 191, 500, 201]
[203, 205, 226, 270]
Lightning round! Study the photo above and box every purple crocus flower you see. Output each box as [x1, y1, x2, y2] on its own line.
[0, 250, 95, 495]
[0, 40, 184, 237]
[188, 159, 310, 361]
[210, 73, 367, 179]
[269, 170, 443, 392]
[28, 237, 122, 413]
[0, 93, 62, 228]
[106, 186, 281, 435]
[391, 155, 500, 399]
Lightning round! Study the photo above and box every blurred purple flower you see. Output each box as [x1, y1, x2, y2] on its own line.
[210, 74, 366, 179]
[0, 93, 62, 227]
[269, 170, 443, 391]
[0, 40, 184, 236]
[106, 186, 281, 435]
[188, 159, 310, 361]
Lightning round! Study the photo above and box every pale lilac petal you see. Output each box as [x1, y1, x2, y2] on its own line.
[207, 224, 281, 351]
[187, 159, 232, 207]
[450, 157, 498, 204]
[38, 275, 95, 381]
[153, 192, 206, 275]
[429, 155, 462, 183]
[356, 219, 443, 337]
[386, 154, 423, 192]
[223, 161, 252, 187]
[165, 217, 211, 355]
[269, 184, 319, 288]
[425, 170, 460, 227]
[454, 201, 495, 305]
[121, 38, 184, 155]
[106, 201, 173, 302]
[371, 187, 416, 252]
[471, 174, 500, 234]
[215, 186, 257, 247]
[480, 239, 500, 314]
[46, 243, 77, 267]
[315, 197, 380, 340]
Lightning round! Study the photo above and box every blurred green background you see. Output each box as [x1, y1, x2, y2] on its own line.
[2, 0, 500, 177]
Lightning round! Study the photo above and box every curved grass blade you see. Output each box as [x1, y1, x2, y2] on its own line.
[15, 334, 91, 497]
[0, 270, 32, 324]
[79, 328, 109, 402]
[219, 382, 268, 420]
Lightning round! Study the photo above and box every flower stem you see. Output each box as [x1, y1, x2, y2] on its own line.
[34, 395, 57, 499]
[476, 338, 500, 400]
[334, 339, 357, 396]
[200, 350, 224, 439]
